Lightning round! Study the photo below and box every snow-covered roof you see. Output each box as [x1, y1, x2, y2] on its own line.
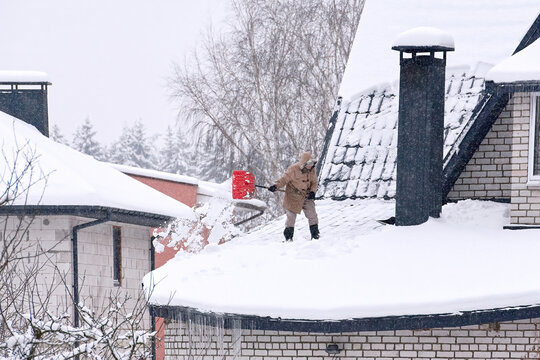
[0, 71, 50, 83]
[340, 0, 539, 101]
[109, 163, 199, 186]
[486, 37, 540, 83]
[392, 26, 455, 50]
[0, 113, 195, 221]
[143, 2, 540, 329]
[145, 199, 540, 323]
[318, 64, 489, 200]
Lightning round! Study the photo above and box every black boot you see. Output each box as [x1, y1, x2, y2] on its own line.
[309, 224, 319, 240]
[283, 227, 294, 242]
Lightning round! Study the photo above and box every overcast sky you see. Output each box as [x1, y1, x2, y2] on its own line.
[340, 0, 540, 101]
[0, 0, 229, 143]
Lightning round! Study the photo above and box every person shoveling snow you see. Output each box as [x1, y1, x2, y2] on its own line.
[269, 151, 319, 241]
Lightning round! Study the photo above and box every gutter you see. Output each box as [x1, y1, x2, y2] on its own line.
[150, 302, 540, 333]
[71, 212, 111, 328]
[149, 236, 156, 360]
[233, 208, 265, 226]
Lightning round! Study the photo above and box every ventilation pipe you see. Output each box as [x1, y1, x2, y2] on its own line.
[391, 27, 454, 226]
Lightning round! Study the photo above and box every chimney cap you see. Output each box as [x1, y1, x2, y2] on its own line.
[0, 71, 51, 85]
[392, 26, 455, 53]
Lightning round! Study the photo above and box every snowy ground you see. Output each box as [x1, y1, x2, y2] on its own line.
[144, 199, 540, 321]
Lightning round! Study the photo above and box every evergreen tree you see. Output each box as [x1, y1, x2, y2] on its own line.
[72, 118, 105, 160]
[50, 124, 69, 145]
[158, 125, 189, 174]
[109, 120, 156, 169]
[192, 136, 234, 183]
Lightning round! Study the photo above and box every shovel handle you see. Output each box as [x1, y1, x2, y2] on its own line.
[256, 184, 285, 192]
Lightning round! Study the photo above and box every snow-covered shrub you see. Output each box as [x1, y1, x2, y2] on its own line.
[0, 290, 154, 360]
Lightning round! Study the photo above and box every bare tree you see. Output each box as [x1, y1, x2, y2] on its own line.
[170, 0, 364, 190]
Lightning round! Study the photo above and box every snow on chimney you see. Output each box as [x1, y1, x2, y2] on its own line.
[0, 71, 51, 137]
[391, 27, 454, 226]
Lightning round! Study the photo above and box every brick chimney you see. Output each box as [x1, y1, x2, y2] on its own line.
[0, 71, 51, 137]
[391, 27, 454, 226]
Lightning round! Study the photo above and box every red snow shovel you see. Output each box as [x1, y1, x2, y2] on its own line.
[232, 170, 284, 199]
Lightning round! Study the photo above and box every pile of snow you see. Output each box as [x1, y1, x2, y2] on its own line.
[144, 199, 540, 320]
[392, 27, 454, 50]
[486, 37, 540, 83]
[0, 113, 194, 221]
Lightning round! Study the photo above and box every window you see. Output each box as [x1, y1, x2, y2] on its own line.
[529, 93, 540, 182]
[113, 226, 122, 286]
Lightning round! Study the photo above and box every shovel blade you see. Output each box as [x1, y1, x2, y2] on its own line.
[232, 170, 256, 199]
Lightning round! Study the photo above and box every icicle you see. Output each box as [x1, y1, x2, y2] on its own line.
[187, 311, 193, 358]
[232, 318, 242, 359]
[216, 315, 224, 357]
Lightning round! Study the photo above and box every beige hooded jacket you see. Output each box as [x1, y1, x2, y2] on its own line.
[275, 151, 318, 214]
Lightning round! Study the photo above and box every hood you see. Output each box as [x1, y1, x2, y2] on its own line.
[298, 151, 312, 166]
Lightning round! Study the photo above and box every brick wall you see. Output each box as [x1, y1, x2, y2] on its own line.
[163, 317, 540, 359]
[447, 92, 540, 225]
[447, 96, 515, 201]
[76, 218, 152, 321]
[505, 93, 540, 225]
[0, 215, 152, 326]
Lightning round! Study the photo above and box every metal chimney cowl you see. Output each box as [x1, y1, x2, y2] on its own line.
[391, 27, 455, 226]
[0, 71, 51, 137]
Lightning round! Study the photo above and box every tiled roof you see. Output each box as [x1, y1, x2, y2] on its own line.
[318, 64, 490, 200]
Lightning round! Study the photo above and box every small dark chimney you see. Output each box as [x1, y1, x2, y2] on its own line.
[391, 27, 454, 226]
[0, 72, 51, 137]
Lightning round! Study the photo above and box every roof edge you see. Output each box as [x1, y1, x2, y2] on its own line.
[513, 13, 540, 55]
[149, 303, 540, 333]
[485, 80, 540, 93]
[0, 205, 173, 227]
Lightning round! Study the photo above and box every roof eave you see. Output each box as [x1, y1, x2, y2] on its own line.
[149, 303, 540, 333]
[0, 205, 174, 227]
[485, 80, 540, 94]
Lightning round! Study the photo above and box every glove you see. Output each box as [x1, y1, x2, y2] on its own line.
[308, 191, 316, 200]
[268, 185, 277, 192]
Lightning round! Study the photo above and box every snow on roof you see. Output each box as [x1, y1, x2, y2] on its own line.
[340, 0, 539, 101]
[144, 199, 540, 320]
[392, 26, 455, 50]
[486, 37, 540, 83]
[0, 113, 195, 221]
[318, 64, 487, 200]
[109, 163, 199, 186]
[0, 71, 50, 83]
[110, 163, 266, 210]
[198, 178, 266, 210]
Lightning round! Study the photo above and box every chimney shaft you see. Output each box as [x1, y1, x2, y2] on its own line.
[0, 83, 50, 137]
[392, 27, 454, 226]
